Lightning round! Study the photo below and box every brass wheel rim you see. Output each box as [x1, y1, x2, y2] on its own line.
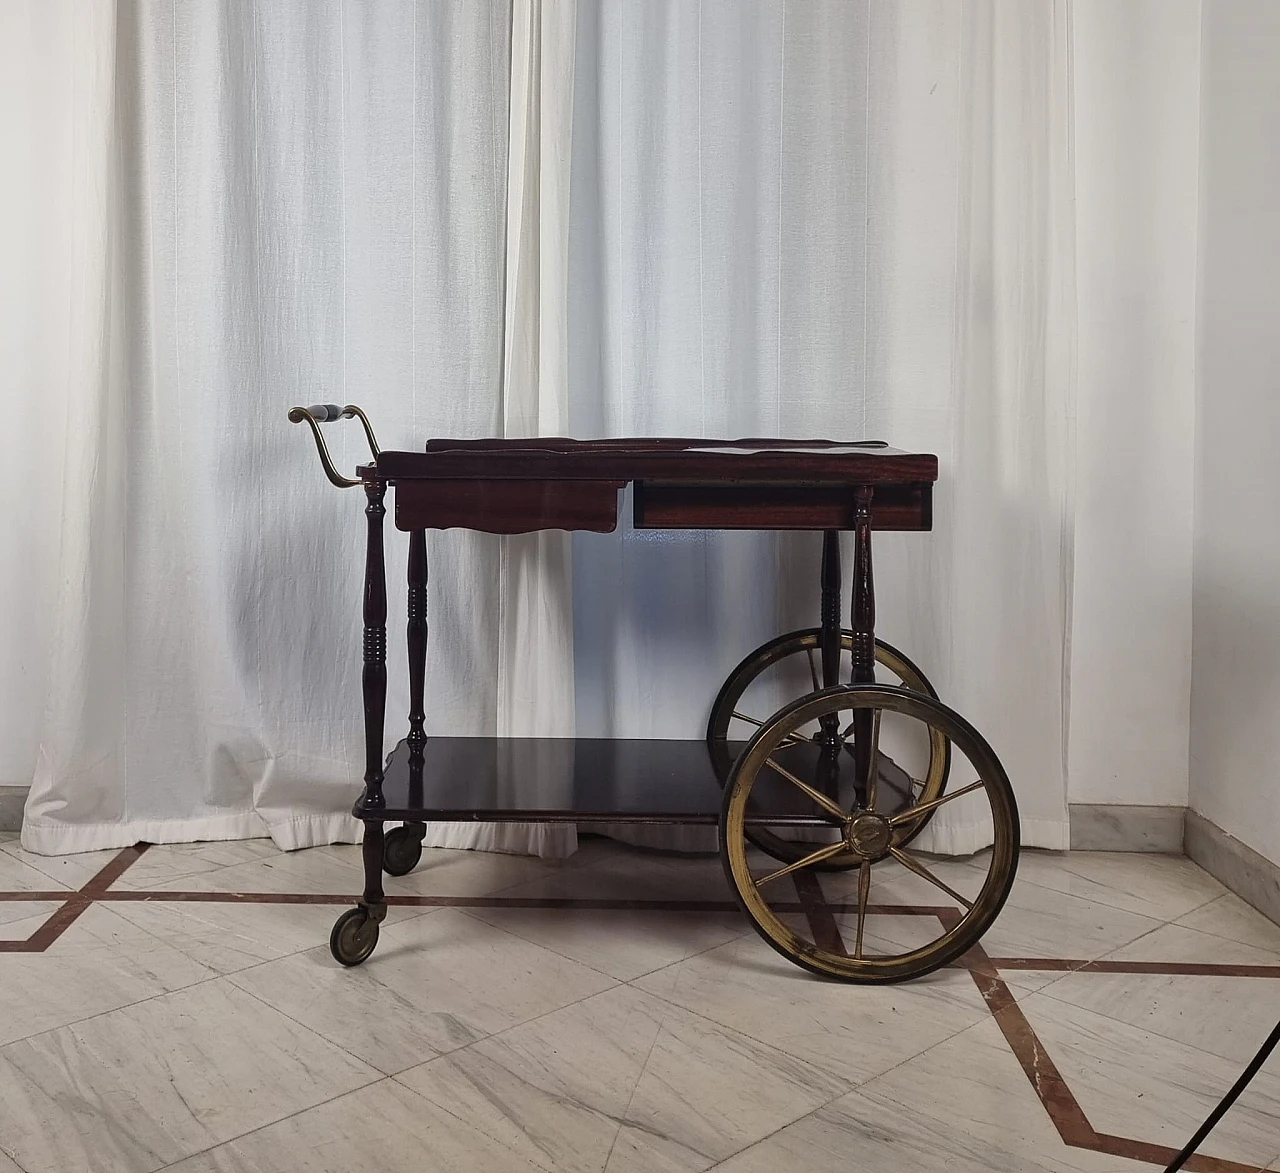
[707, 631, 951, 858]
[720, 684, 1018, 984]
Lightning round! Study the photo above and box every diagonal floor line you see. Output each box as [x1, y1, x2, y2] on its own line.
[600, 1000, 670, 1172]
[791, 870, 848, 956]
[0, 844, 151, 952]
[962, 940, 1269, 1173]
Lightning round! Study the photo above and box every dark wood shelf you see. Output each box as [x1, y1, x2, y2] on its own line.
[357, 735, 840, 827]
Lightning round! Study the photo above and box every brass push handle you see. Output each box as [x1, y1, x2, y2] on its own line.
[288, 403, 381, 489]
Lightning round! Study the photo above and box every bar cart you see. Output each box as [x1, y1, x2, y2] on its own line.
[289, 405, 1019, 984]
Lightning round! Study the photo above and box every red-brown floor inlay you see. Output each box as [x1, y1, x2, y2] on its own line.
[0, 842, 1273, 1171]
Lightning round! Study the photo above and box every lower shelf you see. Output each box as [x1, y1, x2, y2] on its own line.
[356, 735, 835, 827]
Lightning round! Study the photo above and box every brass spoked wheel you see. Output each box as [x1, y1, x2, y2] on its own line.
[720, 684, 1018, 983]
[707, 631, 950, 862]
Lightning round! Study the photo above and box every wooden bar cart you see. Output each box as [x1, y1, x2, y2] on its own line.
[289, 405, 1020, 984]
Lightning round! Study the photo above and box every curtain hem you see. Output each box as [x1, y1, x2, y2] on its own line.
[20, 810, 270, 856]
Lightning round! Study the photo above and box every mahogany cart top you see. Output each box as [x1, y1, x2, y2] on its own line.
[364, 437, 939, 536]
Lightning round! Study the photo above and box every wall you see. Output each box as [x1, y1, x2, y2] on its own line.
[1190, 0, 1280, 864]
[1067, 0, 1202, 808]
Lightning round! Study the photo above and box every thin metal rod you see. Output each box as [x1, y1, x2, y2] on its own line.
[865, 710, 882, 812]
[889, 847, 974, 910]
[806, 647, 820, 693]
[757, 841, 849, 887]
[765, 758, 847, 821]
[731, 712, 808, 747]
[854, 860, 871, 959]
[886, 779, 986, 826]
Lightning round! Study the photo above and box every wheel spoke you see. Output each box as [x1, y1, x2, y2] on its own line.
[756, 840, 849, 886]
[731, 712, 807, 748]
[765, 757, 847, 821]
[854, 860, 871, 959]
[886, 779, 986, 826]
[864, 709, 882, 812]
[889, 847, 974, 909]
[806, 646, 820, 692]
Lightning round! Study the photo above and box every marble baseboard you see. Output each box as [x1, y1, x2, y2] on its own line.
[1185, 809, 1280, 929]
[1068, 803, 1186, 852]
[0, 787, 26, 833]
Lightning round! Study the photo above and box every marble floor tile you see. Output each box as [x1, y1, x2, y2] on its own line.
[0, 840, 126, 890]
[707, 1084, 1147, 1173]
[228, 908, 617, 1074]
[854, 1014, 1162, 1173]
[0, 904, 215, 1047]
[634, 931, 989, 1086]
[0, 977, 379, 1173]
[111, 839, 284, 890]
[461, 904, 748, 981]
[1019, 991, 1280, 1168]
[1176, 890, 1280, 955]
[106, 899, 350, 976]
[1010, 849, 1226, 922]
[974, 873, 1166, 991]
[0, 900, 62, 934]
[162, 1078, 550, 1173]
[1032, 921, 1280, 1064]
[143, 847, 364, 897]
[398, 984, 846, 1173]
[0, 848, 75, 894]
[491, 844, 741, 905]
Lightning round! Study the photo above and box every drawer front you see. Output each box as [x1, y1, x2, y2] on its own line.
[394, 478, 623, 534]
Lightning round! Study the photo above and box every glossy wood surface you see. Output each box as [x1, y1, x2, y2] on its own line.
[395, 477, 625, 534]
[356, 735, 902, 826]
[365, 437, 938, 535]
[630, 481, 930, 532]
[373, 441, 937, 484]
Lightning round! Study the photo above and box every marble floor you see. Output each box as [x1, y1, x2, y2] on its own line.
[1, 830, 1279, 1173]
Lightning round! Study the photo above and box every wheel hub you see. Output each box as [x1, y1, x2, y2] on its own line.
[845, 812, 892, 860]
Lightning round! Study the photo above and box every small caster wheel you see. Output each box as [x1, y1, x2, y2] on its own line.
[382, 825, 424, 877]
[330, 906, 380, 967]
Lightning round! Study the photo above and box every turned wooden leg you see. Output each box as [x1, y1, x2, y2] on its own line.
[406, 529, 428, 758]
[403, 529, 428, 845]
[362, 478, 388, 814]
[362, 821, 386, 909]
[819, 530, 842, 688]
[850, 487, 876, 800]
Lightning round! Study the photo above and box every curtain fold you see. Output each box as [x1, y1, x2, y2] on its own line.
[22, 1, 533, 854]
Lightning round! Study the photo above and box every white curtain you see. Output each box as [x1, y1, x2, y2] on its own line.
[10, 0, 1073, 856]
[568, 0, 1074, 851]
[16, 0, 580, 855]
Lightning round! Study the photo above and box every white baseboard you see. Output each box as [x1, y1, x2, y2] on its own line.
[1068, 803, 1185, 852]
